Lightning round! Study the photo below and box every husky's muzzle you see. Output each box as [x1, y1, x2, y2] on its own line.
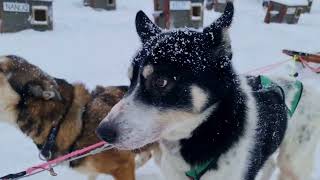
[96, 98, 163, 150]
[96, 121, 118, 143]
[95, 103, 124, 144]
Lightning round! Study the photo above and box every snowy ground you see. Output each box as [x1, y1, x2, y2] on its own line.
[0, 0, 319, 179]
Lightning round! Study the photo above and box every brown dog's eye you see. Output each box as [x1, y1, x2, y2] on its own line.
[155, 78, 168, 88]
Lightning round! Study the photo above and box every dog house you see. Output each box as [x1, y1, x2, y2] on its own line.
[153, 0, 204, 29]
[83, 0, 116, 10]
[264, 0, 309, 24]
[0, 0, 53, 33]
[206, 0, 228, 12]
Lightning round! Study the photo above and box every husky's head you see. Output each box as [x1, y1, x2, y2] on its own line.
[97, 3, 235, 150]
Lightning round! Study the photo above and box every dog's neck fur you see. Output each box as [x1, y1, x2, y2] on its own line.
[177, 79, 248, 169]
[54, 83, 91, 156]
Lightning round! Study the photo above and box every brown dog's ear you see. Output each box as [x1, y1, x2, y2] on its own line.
[25, 82, 61, 101]
[135, 10, 162, 43]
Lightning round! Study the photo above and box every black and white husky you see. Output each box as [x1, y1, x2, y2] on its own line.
[97, 2, 320, 180]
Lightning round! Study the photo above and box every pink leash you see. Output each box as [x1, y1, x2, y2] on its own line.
[1, 141, 112, 179]
[299, 57, 320, 73]
[243, 59, 291, 75]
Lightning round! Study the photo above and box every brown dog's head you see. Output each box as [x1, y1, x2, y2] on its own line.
[0, 55, 64, 137]
[18, 78, 74, 144]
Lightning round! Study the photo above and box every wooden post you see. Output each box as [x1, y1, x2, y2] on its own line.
[264, 2, 273, 24]
[213, 0, 218, 10]
[0, 4, 2, 33]
[164, 0, 170, 29]
[307, 0, 313, 12]
[154, 0, 160, 10]
[278, 5, 287, 23]
[90, 0, 95, 7]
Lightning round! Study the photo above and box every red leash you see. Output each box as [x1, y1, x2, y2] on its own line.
[0, 141, 112, 180]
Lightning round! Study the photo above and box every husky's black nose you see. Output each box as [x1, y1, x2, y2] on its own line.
[96, 123, 118, 144]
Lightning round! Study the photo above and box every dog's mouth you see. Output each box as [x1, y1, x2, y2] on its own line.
[110, 128, 163, 151]
[97, 117, 164, 151]
[114, 139, 160, 151]
[96, 96, 167, 151]
[131, 142, 157, 153]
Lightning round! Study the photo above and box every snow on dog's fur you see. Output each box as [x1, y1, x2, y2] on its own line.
[97, 2, 320, 180]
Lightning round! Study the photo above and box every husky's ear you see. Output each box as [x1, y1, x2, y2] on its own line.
[135, 11, 162, 43]
[203, 2, 234, 40]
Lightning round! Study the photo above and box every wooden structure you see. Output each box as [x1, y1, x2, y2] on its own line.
[83, 0, 116, 10]
[283, 49, 320, 75]
[153, 0, 204, 29]
[283, 49, 320, 64]
[264, 0, 310, 24]
[206, 0, 228, 12]
[0, 0, 53, 33]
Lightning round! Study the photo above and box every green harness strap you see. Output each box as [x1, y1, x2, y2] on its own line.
[185, 159, 215, 180]
[260, 75, 303, 117]
[185, 76, 303, 180]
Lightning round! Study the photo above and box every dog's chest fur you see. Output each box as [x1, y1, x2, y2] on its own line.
[159, 137, 252, 180]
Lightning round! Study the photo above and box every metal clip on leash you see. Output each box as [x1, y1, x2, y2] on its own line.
[48, 168, 57, 176]
[38, 148, 57, 177]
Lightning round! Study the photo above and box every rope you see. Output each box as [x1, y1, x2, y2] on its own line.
[243, 54, 320, 75]
[243, 59, 291, 75]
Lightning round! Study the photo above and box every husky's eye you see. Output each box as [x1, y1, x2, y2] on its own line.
[154, 78, 168, 88]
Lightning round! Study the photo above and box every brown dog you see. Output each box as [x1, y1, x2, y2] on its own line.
[0, 55, 151, 180]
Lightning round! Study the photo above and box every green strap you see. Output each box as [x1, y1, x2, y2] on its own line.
[260, 75, 273, 88]
[260, 75, 303, 117]
[287, 80, 303, 117]
[185, 76, 303, 180]
[185, 159, 213, 180]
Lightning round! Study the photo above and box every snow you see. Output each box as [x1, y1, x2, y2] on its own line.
[0, 0, 319, 179]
